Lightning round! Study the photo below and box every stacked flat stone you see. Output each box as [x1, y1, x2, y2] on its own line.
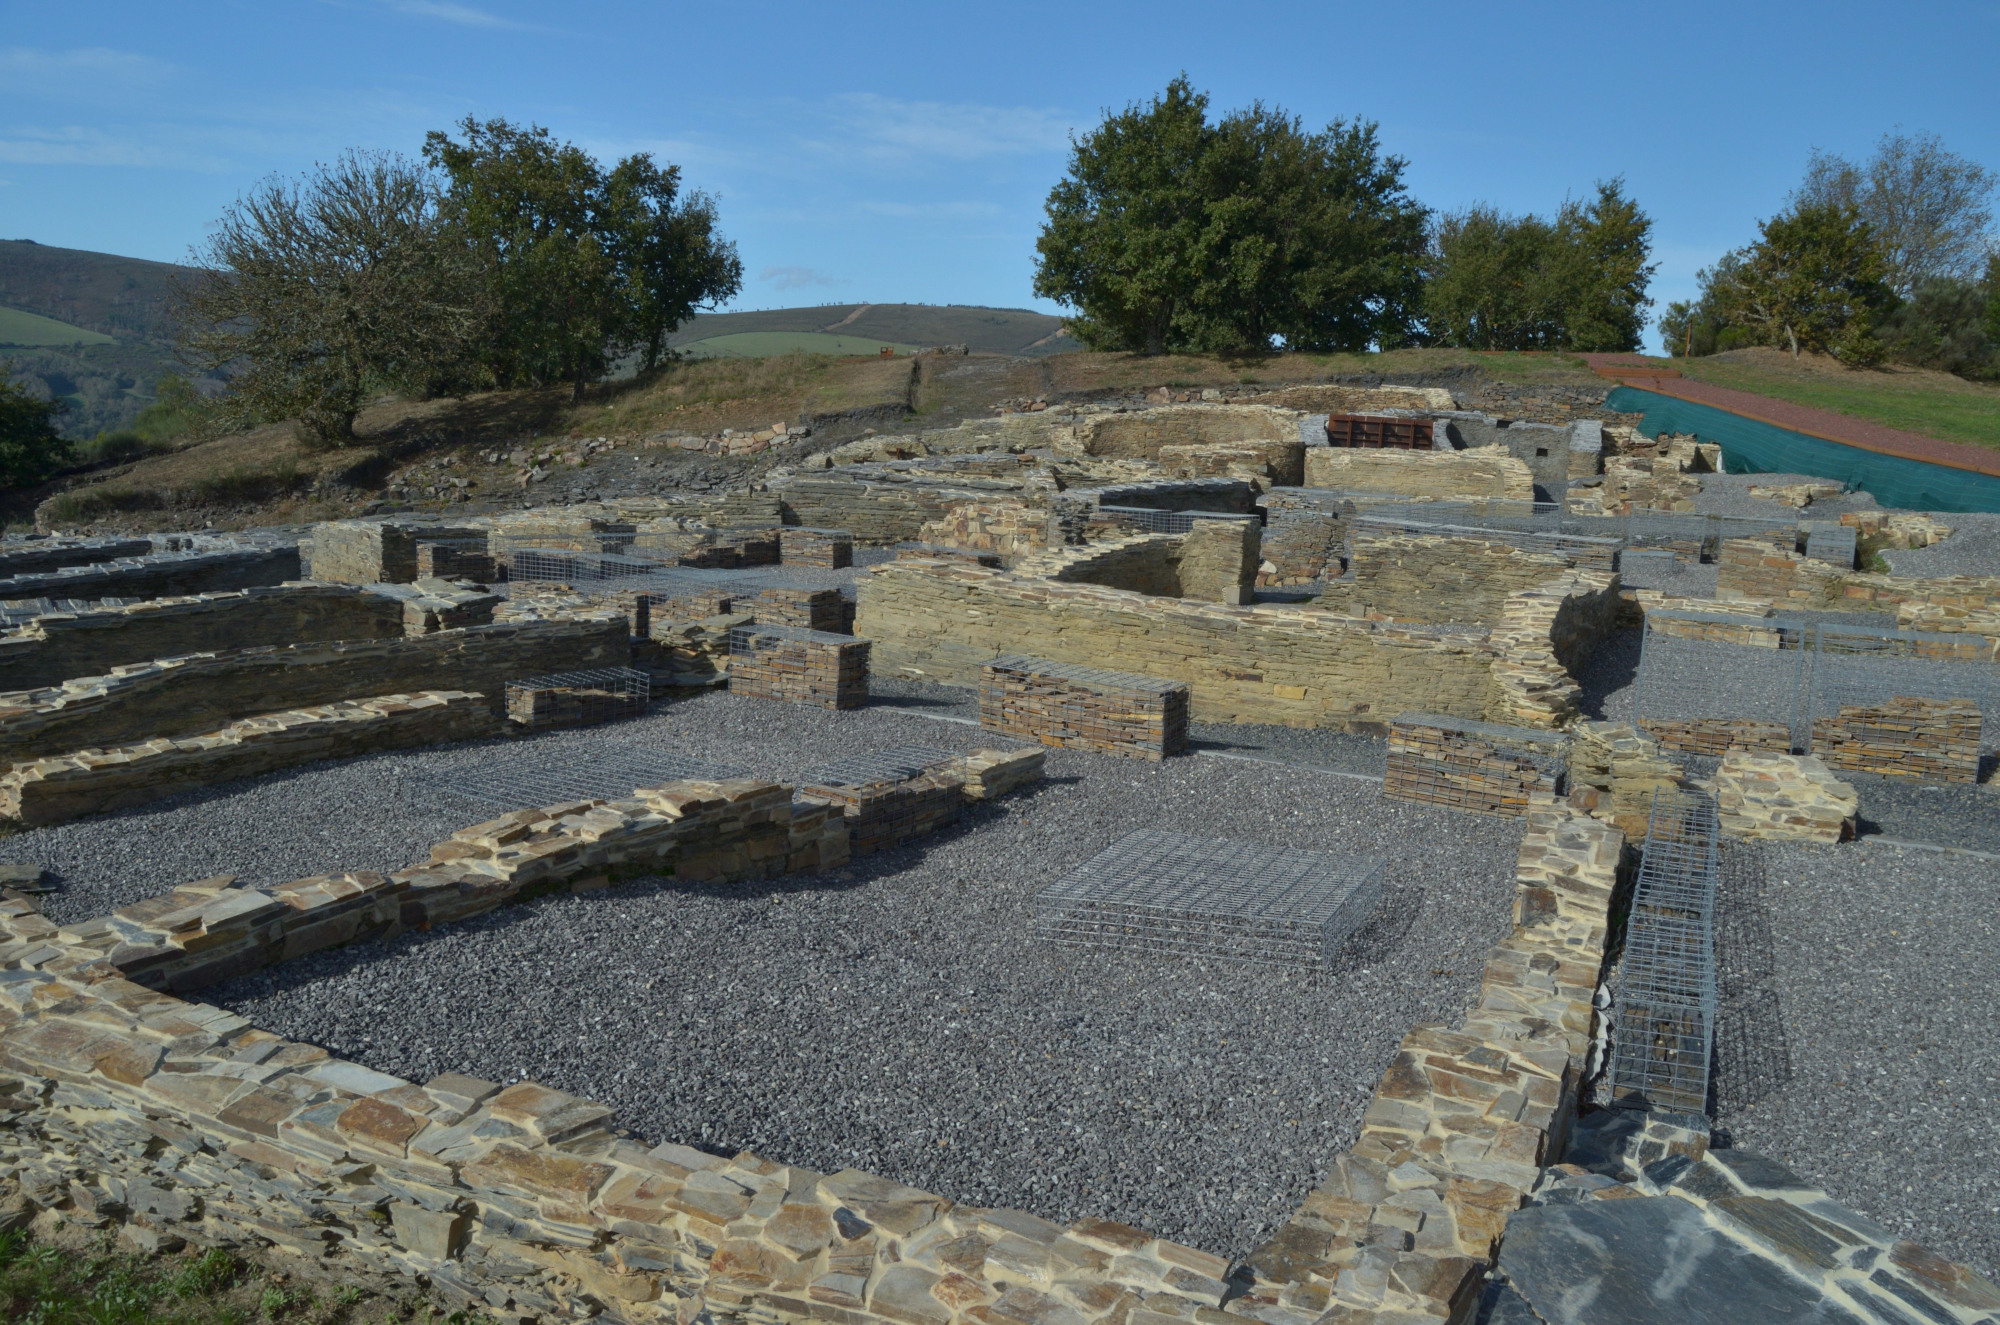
[414, 541, 496, 582]
[644, 586, 735, 620]
[730, 625, 869, 709]
[753, 586, 846, 633]
[1811, 696, 1982, 782]
[504, 675, 648, 731]
[650, 613, 751, 687]
[1384, 712, 1565, 817]
[0, 543, 300, 600]
[0, 691, 495, 826]
[1712, 750, 1859, 842]
[778, 527, 854, 568]
[978, 656, 1189, 759]
[678, 528, 780, 569]
[1483, 571, 1619, 730]
[797, 771, 967, 856]
[307, 521, 482, 585]
[1641, 717, 1793, 758]
[943, 746, 1045, 799]
[1566, 722, 1686, 840]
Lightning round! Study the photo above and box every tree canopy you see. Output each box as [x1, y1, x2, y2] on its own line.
[0, 374, 72, 491]
[1421, 180, 1656, 352]
[1794, 131, 1996, 297]
[1032, 77, 1427, 354]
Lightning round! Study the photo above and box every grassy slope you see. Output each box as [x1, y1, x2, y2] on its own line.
[0, 240, 182, 342]
[0, 306, 114, 346]
[1672, 351, 2000, 451]
[667, 303, 1080, 355]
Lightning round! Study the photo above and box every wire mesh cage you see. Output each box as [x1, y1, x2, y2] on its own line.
[1382, 713, 1568, 816]
[979, 656, 1190, 759]
[1033, 829, 1387, 968]
[504, 667, 651, 730]
[1607, 789, 1720, 1119]
[797, 745, 959, 790]
[510, 549, 670, 585]
[1095, 506, 1201, 535]
[401, 740, 749, 815]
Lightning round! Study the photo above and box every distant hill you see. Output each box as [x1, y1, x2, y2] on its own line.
[668, 303, 1080, 357]
[0, 240, 191, 439]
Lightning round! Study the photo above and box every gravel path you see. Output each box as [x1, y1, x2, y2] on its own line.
[7, 691, 1526, 1255]
[1710, 841, 2000, 1281]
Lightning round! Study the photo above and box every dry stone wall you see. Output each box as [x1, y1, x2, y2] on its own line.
[1068, 404, 1301, 461]
[978, 657, 1190, 759]
[1710, 751, 1858, 842]
[1322, 536, 1574, 627]
[1811, 697, 1982, 782]
[730, 627, 869, 709]
[1383, 714, 1565, 817]
[0, 619, 627, 762]
[0, 585, 410, 692]
[0, 544, 301, 602]
[0, 536, 153, 577]
[913, 502, 1059, 561]
[306, 523, 487, 586]
[0, 691, 496, 826]
[1484, 572, 1620, 730]
[1303, 449, 1535, 501]
[1717, 538, 2000, 622]
[856, 558, 1498, 731]
[1157, 438, 1305, 488]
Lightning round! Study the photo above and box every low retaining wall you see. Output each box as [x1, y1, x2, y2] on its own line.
[1716, 537, 2000, 616]
[0, 585, 410, 692]
[857, 557, 1498, 731]
[1069, 403, 1300, 461]
[0, 690, 496, 826]
[0, 535, 152, 577]
[730, 626, 869, 708]
[304, 522, 489, 585]
[1302, 448, 1536, 500]
[1811, 696, 1982, 782]
[0, 619, 627, 762]
[0, 544, 301, 601]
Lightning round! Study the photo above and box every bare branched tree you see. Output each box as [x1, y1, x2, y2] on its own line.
[176, 151, 488, 446]
[1795, 131, 1997, 297]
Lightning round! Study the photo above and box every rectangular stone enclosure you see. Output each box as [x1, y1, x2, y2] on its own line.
[1383, 712, 1567, 817]
[978, 656, 1190, 759]
[729, 625, 870, 709]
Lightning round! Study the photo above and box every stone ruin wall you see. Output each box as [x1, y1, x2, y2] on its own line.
[0, 619, 628, 763]
[0, 544, 302, 603]
[0, 585, 413, 693]
[913, 502, 1060, 561]
[1302, 449, 1536, 502]
[1063, 404, 1302, 461]
[1322, 537, 1576, 627]
[856, 558, 1498, 731]
[1716, 537, 2000, 630]
[0, 758, 1630, 1325]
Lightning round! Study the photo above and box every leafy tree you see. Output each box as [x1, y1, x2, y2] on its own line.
[1794, 132, 1997, 297]
[1877, 275, 1998, 378]
[0, 373, 72, 490]
[424, 117, 742, 395]
[1422, 180, 1655, 351]
[1706, 200, 1894, 363]
[1032, 77, 1427, 354]
[177, 150, 486, 445]
[1033, 78, 1212, 355]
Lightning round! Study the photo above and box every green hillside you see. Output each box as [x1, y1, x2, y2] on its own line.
[667, 303, 1079, 356]
[679, 331, 924, 359]
[0, 240, 193, 439]
[0, 306, 115, 346]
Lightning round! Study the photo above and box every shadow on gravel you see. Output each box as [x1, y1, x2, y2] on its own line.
[1575, 627, 1642, 722]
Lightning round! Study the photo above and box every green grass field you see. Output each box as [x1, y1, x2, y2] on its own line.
[1672, 356, 2000, 452]
[678, 331, 922, 359]
[0, 305, 114, 346]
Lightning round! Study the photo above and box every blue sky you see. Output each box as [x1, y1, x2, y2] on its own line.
[4, 1, 1996, 351]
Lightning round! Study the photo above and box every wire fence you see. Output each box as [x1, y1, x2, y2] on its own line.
[1607, 789, 1720, 1120]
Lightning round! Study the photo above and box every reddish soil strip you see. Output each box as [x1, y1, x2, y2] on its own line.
[1580, 353, 2000, 478]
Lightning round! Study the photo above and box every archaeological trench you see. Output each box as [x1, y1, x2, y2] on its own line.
[0, 383, 1996, 1324]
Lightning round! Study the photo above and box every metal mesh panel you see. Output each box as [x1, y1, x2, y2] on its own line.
[402, 740, 750, 814]
[799, 745, 959, 789]
[510, 549, 669, 584]
[1095, 506, 1264, 535]
[1805, 622, 2000, 763]
[1033, 829, 1385, 967]
[504, 667, 651, 730]
[1608, 790, 1719, 1119]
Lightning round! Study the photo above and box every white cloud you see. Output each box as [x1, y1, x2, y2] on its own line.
[0, 125, 226, 170]
[760, 265, 846, 291]
[383, 0, 527, 29]
[823, 93, 1076, 163]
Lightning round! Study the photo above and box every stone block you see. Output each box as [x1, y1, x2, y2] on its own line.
[1711, 752, 1857, 843]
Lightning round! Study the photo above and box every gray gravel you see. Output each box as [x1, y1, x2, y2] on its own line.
[7, 691, 1527, 1255]
[1710, 840, 2000, 1281]
[1883, 512, 2000, 579]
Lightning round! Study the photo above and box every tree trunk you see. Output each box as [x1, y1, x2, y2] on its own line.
[1786, 325, 1799, 358]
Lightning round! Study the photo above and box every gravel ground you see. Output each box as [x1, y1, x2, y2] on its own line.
[1691, 472, 1858, 520]
[1883, 512, 2000, 579]
[1710, 840, 2000, 1281]
[6, 691, 1527, 1255]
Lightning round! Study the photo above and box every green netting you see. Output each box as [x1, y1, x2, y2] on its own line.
[1604, 387, 2000, 514]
